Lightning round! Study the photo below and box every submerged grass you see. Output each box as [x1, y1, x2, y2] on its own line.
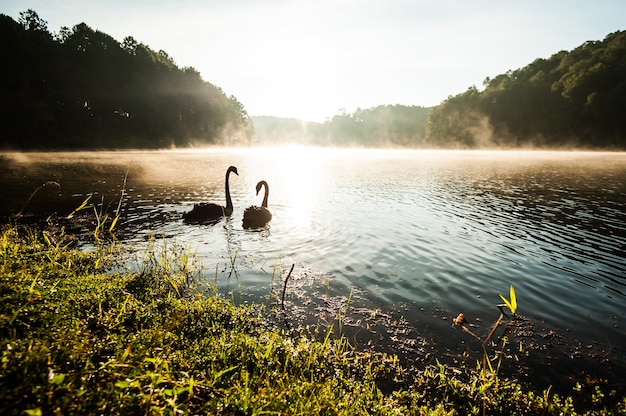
[1, 223, 624, 415]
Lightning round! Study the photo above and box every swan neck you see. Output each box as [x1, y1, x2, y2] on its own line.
[261, 182, 269, 208]
[225, 170, 233, 210]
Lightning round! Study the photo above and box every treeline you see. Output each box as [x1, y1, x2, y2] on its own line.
[426, 30, 626, 149]
[3, 9, 625, 150]
[0, 10, 253, 149]
[321, 105, 430, 147]
[253, 105, 431, 147]
[256, 31, 626, 149]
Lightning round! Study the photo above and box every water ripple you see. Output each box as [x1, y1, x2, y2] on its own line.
[2, 149, 625, 353]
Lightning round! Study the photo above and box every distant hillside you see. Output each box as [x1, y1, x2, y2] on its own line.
[425, 30, 626, 149]
[253, 105, 431, 147]
[251, 116, 321, 146]
[255, 32, 626, 150]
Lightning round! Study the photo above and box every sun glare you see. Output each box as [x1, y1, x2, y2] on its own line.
[268, 146, 326, 229]
[245, 145, 378, 233]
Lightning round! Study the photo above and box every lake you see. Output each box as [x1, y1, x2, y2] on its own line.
[1, 147, 625, 392]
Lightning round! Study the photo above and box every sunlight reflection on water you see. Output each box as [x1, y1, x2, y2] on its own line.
[2, 148, 626, 375]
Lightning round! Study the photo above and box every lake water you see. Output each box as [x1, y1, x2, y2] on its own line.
[1, 148, 625, 391]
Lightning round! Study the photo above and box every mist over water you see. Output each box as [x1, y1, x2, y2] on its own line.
[2, 148, 625, 388]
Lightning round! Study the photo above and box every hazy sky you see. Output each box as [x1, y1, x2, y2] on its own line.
[2, 0, 625, 121]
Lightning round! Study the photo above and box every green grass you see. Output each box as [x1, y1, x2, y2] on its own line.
[0, 223, 624, 415]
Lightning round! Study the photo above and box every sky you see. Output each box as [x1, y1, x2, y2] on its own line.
[2, 0, 625, 122]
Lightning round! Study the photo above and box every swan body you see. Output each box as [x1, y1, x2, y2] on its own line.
[242, 180, 272, 229]
[183, 166, 238, 222]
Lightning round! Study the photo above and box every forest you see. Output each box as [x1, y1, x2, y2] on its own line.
[0, 10, 253, 149]
[425, 30, 626, 149]
[255, 30, 626, 149]
[252, 105, 431, 147]
[2, 9, 626, 149]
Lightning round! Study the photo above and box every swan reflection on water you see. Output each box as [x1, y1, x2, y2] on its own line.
[243, 180, 272, 229]
[182, 165, 238, 223]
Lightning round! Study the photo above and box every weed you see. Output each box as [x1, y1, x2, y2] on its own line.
[15, 181, 61, 219]
[498, 284, 517, 316]
[1, 225, 623, 415]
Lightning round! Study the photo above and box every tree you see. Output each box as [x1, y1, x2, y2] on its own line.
[18, 9, 50, 35]
[0, 10, 254, 149]
[424, 31, 626, 148]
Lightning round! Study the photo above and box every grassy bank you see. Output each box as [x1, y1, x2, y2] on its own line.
[1, 223, 623, 415]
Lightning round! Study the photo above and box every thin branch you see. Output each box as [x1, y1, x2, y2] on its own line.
[281, 264, 295, 310]
[484, 313, 504, 345]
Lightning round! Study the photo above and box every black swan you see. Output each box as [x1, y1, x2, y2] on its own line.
[183, 166, 238, 222]
[242, 180, 272, 229]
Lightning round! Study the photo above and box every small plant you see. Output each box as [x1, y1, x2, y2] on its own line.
[498, 284, 517, 316]
[15, 181, 60, 218]
[65, 165, 130, 244]
[454, 285, 519, 370]
[451, 285, 522, 414]
[454, 284, 518, 336]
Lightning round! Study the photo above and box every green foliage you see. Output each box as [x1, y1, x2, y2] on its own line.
[425, 31, 626, 149]
[498, 284, 517, 315]
[1, 224, 623, 415]
[0, 10, 253, 149]
[18, 9, 50, 34]
[256, 30, 626, 150]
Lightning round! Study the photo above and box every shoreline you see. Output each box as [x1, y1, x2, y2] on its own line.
[1, 219, 624, 414]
